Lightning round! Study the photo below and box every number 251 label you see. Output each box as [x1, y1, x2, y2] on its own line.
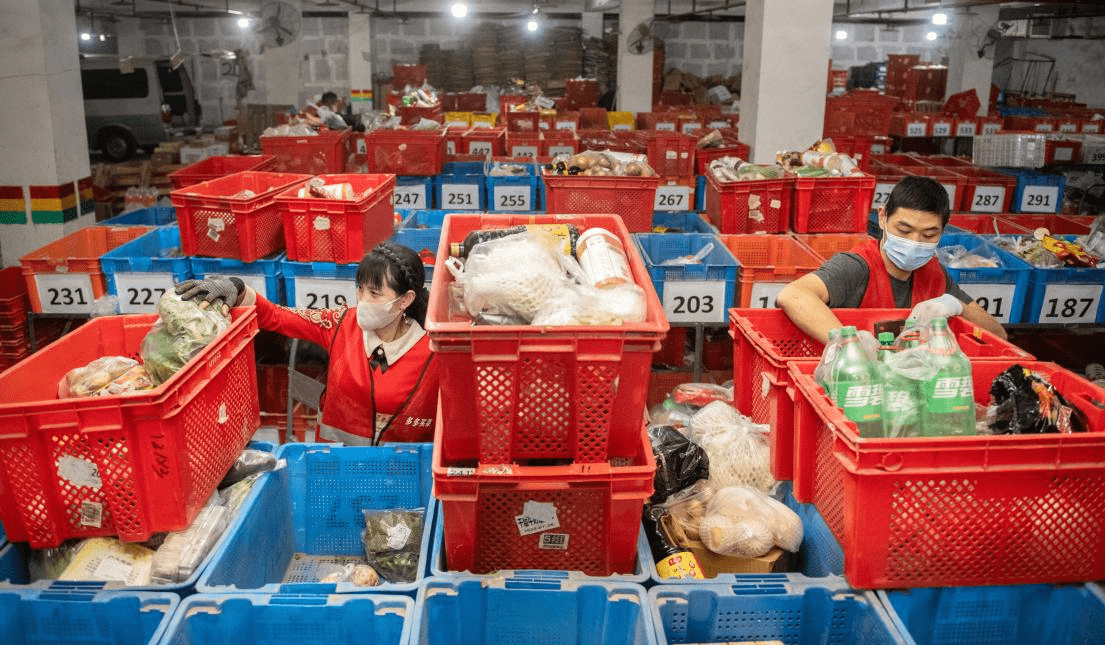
[662, 281, 726, 323]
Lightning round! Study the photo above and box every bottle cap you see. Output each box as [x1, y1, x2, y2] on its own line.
[839, 325, 858, 337]
[877, 332, 895, 344]
[449, 242, 463, 257]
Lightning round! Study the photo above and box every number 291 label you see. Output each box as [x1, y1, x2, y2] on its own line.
[662, 280, 727, 323]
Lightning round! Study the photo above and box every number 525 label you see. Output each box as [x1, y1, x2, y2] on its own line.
[662, 280, 727, 323]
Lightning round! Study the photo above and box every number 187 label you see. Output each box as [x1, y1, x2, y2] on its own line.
[1039, 284, 1102, 324]
[662, 280, 726, 323]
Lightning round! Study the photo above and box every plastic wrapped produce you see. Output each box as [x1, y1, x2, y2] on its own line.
[545, 150, 656, 177]
[140, 292, 230, 384]
[698, 486, 804, 558]
[652, 479, 714, 547]
[687, 401, 774, 492]
[361, 508, 424, 583]
[148, 499, 229, 584]
[708, 158, 785, 182]
[96, 364, 156, 396]
[317, 562, 380, 586]
[58, 356, 139, 398]
[219, 449, 278, 488]
[937, 244, 1000, 269]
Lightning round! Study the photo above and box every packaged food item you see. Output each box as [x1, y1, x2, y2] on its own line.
[361, 508, 424, 583]
[986, 364, 1088, 435]
[140, 292, 230, 384]
[299, 177, 355, 200]
[577, 227, 633, 288]
[148, 501, 230, 584]
[95, 364, 156, 396]
[1034, 228, 1099, 267]
[698, 486, 803, 558]
[57, 538, 156, 585]
[450, 224, 580, 258]
[58, 356, 140, 398]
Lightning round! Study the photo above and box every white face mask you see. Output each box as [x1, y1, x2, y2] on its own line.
[356, 295, 402, 331]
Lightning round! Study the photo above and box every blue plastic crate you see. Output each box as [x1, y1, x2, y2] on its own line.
[159, 593, 412, 645]
[879, 584, 1105, 645]
[938, 232, 1033, 324]
[100, 226, 192, 314]
[650, 583, 905, 645]
[633, 232, 739, 324]
[435, 174, 486, 211]
[99, 206, 177, 227]
[392, 176, 436, 210]
[442, 161, 486, 176]
[983, 233, 1105, 324]
[191, 254, 284, 305]
[412, 577, 658, 645]
[197, 443, 434, 596]
[486, 164, 541, 213]
[651, 211, 717, 234]
[995, 168, 1067, 213]
[430, 503, 653, 584]
[694, 176, 705, 212]
[0, 588, 177, 645]
[647, 482, 846, 586]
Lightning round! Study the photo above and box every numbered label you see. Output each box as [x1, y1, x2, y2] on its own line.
[749, 282, 786, 309]
[1019, 185, 1059, 213]
[1086, 146, 1105, 164]
[970, 186, 1005, 213]
[493, 185, 532, 212]
[982, 122, 1002, 135]
[654, 185, 691, 212]
[961, 284, 1017, 324]
[441, 184, 480, 210]
[870, 143, 887, 155]
[554, 121, 577, 131]
[956, 122, 976, 137]
[1053, 146, 1074, 162]
[392, 184, 426, 209]
[1034, 123, 1054, 132]
[467, 141, 492, 156]
[906, 122, 927, 137]
[446, 119, 470, 128]
[1039, 284, 1102, 324]
[612, 123, 633, 131]
[294, 277, 357, 310]
[548, 145, 575, 157]
[872, 182, 895, 209]
[708, 120, 729, 129]
[662, 280, 727, 323]
[115, 272, 173, 314]
[681, 123, 701, 134]
[445, 140, 457, 155]
[510, 145, 539, 159]
[655, 122, 677, 132]
[932, 122, 952, 137]
[1082, 123, 1101, 134]
[355, 137, 367, 154]
[470, 121, 492, 129]
[36, 273, 94, 314]
[1058, 122, 1079, 133]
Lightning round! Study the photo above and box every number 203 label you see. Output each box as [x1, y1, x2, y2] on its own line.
[662, 280, 727, 323]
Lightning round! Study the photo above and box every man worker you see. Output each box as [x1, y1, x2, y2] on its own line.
[776, 175, 1008, 343]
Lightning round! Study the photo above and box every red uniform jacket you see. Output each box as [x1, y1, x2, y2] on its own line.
[851, 238, 946, 308]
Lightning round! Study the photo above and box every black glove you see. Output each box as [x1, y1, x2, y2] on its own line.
[175, 276, 245, 311]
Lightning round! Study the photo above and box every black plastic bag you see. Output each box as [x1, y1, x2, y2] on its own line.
[988, 364, 1087, 434]
[647, 425, 710, 506]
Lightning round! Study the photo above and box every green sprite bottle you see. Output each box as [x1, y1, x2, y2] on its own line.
[879, 332, 924, 438]
[920, 317, 976, 437]
[830, 326, 884, 438]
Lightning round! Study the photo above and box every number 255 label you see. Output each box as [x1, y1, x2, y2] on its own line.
[662, 281, 726, 323]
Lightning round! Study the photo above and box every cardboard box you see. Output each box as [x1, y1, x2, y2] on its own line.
[661, 514, 788, 577]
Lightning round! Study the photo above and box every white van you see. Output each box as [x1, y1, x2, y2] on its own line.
[80, 56, 202, 162]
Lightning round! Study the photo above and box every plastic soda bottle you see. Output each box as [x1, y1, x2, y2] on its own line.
[830, 326, 884, 438]
[878, 332, 923, 438]
[815, 327, 843, 392]
[920, 317, 976, 437]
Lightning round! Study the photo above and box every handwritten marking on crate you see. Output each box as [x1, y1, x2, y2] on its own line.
[654, 185, 691, 212]
[1039, 283, 1102, 324]
[515, 500, 560, 536]
[663, 280, 727, 323]
[293, 277, 356, 309]
[35, 273, 94, 314]
[392, 184, 426, 209]
[969, 186, 1005, 213]
[960, 284, 1017, 324]
[493, 185, 531, 211]
[115, 272, 173, 314]
[749, 282, 786, 309]
[1019, 185, 1059, 213]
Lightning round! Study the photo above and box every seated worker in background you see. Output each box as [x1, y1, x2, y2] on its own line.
[776, 175, 1008, 343]
[304, 91, 349, 130]
[175, 242, 438, 445]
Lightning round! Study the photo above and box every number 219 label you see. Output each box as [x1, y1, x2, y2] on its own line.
[662, 281, 726, 323]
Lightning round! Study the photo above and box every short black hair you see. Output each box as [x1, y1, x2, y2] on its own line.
[885, 175, 951, 227]
[355, 242, 429, 326]
[320, 91, 339, 106]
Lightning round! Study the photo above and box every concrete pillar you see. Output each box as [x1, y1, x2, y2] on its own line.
[740, 0, 834, 163]
[615, 0, 653, 113]
[261, 0, 303, 106]
[946, 5, 999, 115]
[0, 0, 94, 268]
[348, 12, 374, 114]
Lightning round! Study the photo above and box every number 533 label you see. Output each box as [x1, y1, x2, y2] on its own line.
[662, 280, 727, 323]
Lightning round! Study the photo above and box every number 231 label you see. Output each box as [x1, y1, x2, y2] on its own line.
[35, 273, 94, 314]
[662, 281, 726, 323]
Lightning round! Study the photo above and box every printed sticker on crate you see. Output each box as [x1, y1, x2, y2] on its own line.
[115, 272, 173, 314]
[515, 500, 560, 536]
[1037, 283, 1103, 325]
[34, 273, 94, 314]
[1019, 184, 1061, 213]
[959, 284, 1018, 324]
[293, 277, 357, 309]
[491, 184, 532, 212]
[748, 282, 786, 309]
[969, 185, 1006, 213]
[654, 183, 692, 211]
[662, 279, 727, 324]
[392, 183, 428, 210]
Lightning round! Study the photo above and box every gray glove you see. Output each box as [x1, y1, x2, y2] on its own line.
[175, 276, 245, 311]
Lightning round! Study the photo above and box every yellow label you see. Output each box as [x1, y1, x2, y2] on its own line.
[656, 551, 706, 579]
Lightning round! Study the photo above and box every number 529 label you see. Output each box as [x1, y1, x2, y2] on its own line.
[662, 280, 727, 323]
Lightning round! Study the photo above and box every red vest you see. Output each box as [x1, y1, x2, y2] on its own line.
[320, 310, 439, 444]
[851, 238, 946, 308]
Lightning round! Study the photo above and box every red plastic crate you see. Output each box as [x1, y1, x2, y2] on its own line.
[1045, 139, 1082, 165]
[718, 235, 822, 310]
[795, 233, 872, 262]
[730, 308, 1034, 483]
[827, 135, 892, 172]
[171, 171, 311, 262]
[1081, 119, 1102, 134]
[978, 116, 1003, 135]
[442, 126, 468, 158]
[1004, 116, 1057, 132]
[695, 142, 751, 176]
[946, 166, 1017, 213]
[425, 213, 668, 464]
[636, 112, 679, 131]
[20, 226, 151, 313]
[433, 420, 654, 576]
[168, 155, 276, 190]
[549, 112, 581, 131]
[505, 131, 542, 159]
[276, 174, 396, 264]
[540, 130, 579, 157]
[463, 126, 506, 157]
[877, 161, 968, 212]
[396, 105, 443, 126]
[503, 110, 542, 132]
[890, 113, 931, 138]
[541, 174, 660, 232]
[0, 307, 259, 547]
[1004, 214, 1095, 235]
[0, 266, 30, 319]
[823, 91, 897, 137]
[652, 325, 686, 367]
[455, 92, 487, 112]
[392, 63, 426, 88]
[640, 132, 696, 179]
[260, 129, 352, 175]
[363, 129, 445, 176]
[790, 358, 1105, 589]
[704, 172, 794, 234]
[791, 174, 876, 234]
[564, 79, 600, 108]
[928, 115, 956, 138]
[579, 107, 610, 130]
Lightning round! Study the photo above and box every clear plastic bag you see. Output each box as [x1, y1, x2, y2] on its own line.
[361, 508, 424, 583]
[58, 356, 139, 398]
[648, 398, 696, 429]
[698, 485, 804, 558]
[317, 562, 380, 586]
[91, 294, 120, 318]
[530, 281, 646, 326]
[219, 449, 277, 489]
[671, 382, 734, 407]
[936, 243, 1000, 269]
[148, 497, 229, 584]
[140, 292, 230, 384]
[651, 479, 714, 547]
[659, 243, 714, 266]
[686, 401, 774, 492]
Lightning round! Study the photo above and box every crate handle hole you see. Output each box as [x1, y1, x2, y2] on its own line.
[879, 452, 903, 471]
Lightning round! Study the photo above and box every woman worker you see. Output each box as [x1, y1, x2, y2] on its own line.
[175, 242, 439, 445]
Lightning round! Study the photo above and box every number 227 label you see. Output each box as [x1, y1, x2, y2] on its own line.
[662, 281, 727, 323]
